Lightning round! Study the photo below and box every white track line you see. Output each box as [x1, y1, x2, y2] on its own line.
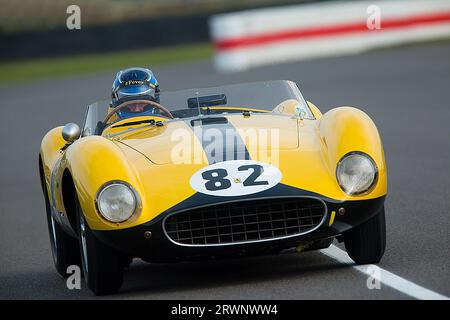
[320, 245, 449, 300]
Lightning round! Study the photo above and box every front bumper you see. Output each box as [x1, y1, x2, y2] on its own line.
[93, 188, 385, 262]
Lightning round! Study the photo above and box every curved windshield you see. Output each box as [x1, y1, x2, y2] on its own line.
[159, 80, 312, 119]
[82, 80, 312, 136]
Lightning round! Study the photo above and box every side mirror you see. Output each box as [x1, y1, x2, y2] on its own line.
[62, 123, 81, 143]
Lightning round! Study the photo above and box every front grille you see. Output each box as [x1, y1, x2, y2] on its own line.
[164, 198, 326, 246]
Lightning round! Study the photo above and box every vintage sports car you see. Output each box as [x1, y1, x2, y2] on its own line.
[39, 80, 386, 295]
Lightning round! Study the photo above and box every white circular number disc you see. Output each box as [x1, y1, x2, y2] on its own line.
[190, 160, 282, 196]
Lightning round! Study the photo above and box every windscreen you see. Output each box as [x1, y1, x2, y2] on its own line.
[159, 80, 312, 118]
[82, 80, 313, 135]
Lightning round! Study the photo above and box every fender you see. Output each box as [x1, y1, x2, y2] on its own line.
[63, 136, 146, 230]
[318, 107, 387, 199]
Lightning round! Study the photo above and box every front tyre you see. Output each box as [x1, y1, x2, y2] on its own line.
[344, 206, 386, 264]
[75, 196, 123, 295]
[43, 179, 80, 278]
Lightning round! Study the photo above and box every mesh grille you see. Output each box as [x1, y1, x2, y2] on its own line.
[164, 198, 326, 246]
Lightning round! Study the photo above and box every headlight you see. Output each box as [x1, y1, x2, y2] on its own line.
[336, 152, 378, 195]
[96, 182, 139, 222]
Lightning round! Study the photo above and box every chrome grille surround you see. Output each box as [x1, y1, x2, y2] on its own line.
[163, 197, 327, 247]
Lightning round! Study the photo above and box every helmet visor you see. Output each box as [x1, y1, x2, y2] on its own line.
[116, 85, 155, 100]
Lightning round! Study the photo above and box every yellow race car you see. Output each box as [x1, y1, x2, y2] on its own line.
[39, 80, 386, 295]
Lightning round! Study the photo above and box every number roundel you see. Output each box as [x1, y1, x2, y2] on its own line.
[190, 160, 282, 196]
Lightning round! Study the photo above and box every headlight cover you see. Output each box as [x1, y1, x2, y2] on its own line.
[96, 182, 139, 222]
[336, 152, 378, 195]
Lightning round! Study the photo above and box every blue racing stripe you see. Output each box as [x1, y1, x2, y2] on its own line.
[186, 117, 251, 164]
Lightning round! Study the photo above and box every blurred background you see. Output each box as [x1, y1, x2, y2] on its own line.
[1, 0, 449, 81]
[0, 0, 449, 299]
[0, 0, 311, 60]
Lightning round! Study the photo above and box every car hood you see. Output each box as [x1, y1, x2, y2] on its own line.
[116, 114, 300, 165]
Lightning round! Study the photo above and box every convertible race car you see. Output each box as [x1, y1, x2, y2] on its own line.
[39, 80, 386, 295]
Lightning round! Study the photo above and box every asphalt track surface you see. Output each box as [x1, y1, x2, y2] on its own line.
[0, 43, 449, 299]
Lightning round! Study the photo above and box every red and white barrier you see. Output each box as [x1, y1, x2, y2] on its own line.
[210, 0, 450, 72]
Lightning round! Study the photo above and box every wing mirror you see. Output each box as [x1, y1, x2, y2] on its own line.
[62, 123, 81, 143]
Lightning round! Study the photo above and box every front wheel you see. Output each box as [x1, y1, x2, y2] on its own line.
[75, 196, 123, 295]
[43, 180, 80, 278]
[344, 206, 386, 264]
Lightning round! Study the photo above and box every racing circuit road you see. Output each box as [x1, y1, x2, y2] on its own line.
[1, 42, 449, 299]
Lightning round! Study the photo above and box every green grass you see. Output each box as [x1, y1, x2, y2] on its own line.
[0, 43, 213, 85]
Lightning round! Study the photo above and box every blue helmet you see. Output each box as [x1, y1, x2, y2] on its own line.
[111, 67, 160, 118]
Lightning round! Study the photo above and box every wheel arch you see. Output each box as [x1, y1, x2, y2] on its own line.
[61, 168, 79, 234]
